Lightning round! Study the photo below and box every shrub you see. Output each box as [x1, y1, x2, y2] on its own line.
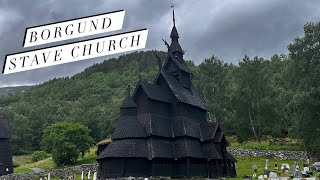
[31, 151, 49, 162]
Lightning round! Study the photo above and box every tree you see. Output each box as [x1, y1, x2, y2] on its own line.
[41, 122, 94, 166]
[287, 22, 320, 158]
[232, 56, 278, 142]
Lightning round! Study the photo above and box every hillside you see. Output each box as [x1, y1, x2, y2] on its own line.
[0, 50, 170, 154]
[0, 86, 32, 96]
[0, 41, 319, 159]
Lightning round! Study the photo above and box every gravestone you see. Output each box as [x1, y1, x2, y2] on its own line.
[258, 175, 264, 180]
[274, 162, 278, 170]
[295, 171, 302, 178]
[93, 172, 97, 180]
[265, 159, 269, 170]
[314, 162, 320, 172]
[281, 163, 290, 173]
[269, 171, 278, 178]
[242, 175, 252, 180]
[252, 163, 258, 178]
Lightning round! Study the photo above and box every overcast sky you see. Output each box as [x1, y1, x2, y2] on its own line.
[0, 0, 320, 87]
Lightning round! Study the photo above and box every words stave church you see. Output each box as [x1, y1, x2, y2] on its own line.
[97, 10, 237, 179]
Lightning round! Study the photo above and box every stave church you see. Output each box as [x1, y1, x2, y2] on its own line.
[97, 10, 237, 179]
[0, 115, 14, 176]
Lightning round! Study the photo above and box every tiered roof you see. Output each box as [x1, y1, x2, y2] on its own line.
[97, 9, 235, 164]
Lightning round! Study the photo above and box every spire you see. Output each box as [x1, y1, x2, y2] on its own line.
[170, 7, 179, 39]
[173, 7, 175, 27]
[121, 85, 136, 109]
[169, 7, 183, 56]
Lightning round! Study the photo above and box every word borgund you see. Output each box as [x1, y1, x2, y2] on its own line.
[24, 10, 125, 47]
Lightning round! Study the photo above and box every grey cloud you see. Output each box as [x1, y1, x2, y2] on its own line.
[0, 0, 319, 87]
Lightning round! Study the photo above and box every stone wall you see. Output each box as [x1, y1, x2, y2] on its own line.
[0, 164, 97, 180]
[227, 147, 308, 160]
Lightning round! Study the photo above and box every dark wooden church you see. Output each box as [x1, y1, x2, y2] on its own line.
[97, 10, 236, 179]
[0, 115, 14, 176]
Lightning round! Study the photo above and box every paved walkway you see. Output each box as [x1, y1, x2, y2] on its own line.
[30, 168, 46, 173]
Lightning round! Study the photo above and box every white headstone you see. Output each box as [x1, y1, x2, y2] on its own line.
[88, 171, 91, 179]
[258, 175, 264, 180]
[81, 171, 84, 180]
[265, 159, 269, 170]
[263, 174, 268, 179]
[269, 171, 278, 178]
[93, 172, 97, 180]
[253, 173, 257, 178]
[48, 173, 51, 180]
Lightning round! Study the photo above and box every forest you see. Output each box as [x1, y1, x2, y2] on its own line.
[0, 22, 319, 159]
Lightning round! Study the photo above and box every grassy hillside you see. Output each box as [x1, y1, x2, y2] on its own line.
[0, 85, 32, 96]
[0, 49, 314, 156]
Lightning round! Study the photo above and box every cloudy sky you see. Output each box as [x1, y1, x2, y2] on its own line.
[0, 0, 320, 87]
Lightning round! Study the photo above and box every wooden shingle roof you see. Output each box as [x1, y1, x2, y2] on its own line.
[160, 72, 207, 110]
[112, 116, 147, 140]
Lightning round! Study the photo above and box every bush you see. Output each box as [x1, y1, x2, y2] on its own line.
[31, 151, 49, 162]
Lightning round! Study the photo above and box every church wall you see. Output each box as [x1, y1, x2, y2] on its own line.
[0, 139, 13, 176]
[149, 100, 171, 116]
[175, 103, 206, 123]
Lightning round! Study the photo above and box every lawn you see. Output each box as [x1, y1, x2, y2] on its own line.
[13, 147, 97, 173]
[227, 156, 317, 180]
[227, 136, 303, 151]
[13, 144, 314, 180]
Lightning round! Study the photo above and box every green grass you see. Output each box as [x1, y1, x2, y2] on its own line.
[227, 156, 318, 180]
[14, 166, 34, 173]
[227, 136, 303, 151]
[13, 154, 33, 167]
[13, 147, 97, 174]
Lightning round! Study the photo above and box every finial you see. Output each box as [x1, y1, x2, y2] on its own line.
[153, 51, 163, 70]
[127, 85, 131, 96]
[162, 38, 170, 49]
[171, 5, 175, 26]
